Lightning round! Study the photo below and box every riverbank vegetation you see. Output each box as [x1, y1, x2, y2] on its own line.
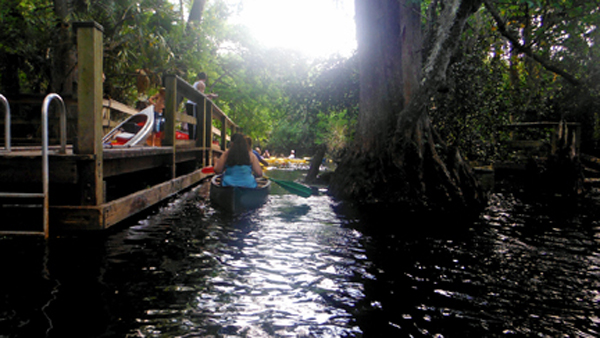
[1, 0, 599, 210]
[330, 0, 600, 211]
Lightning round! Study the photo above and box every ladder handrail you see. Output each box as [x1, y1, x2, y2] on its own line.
[0, 94, 9, 152]
[43, 94, 67, 154]
[39, 93, 67, 238]
[41, 95, 50, 238]
[0, 94, 65, 238]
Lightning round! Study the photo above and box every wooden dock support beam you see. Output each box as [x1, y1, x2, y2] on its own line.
[203, 102, 213, 167]
[74, 22, 104, 206]
[195, 96, 206, 149]
[164, 74, 177, 178]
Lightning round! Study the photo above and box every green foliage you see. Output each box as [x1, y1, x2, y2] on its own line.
[0, 0, 358, 160]
[0, 0, 230, 102]
[317, 109, 356, 159]
[429, 0, 600, 163]
[0, 0, 57, 93]
[87, 0, 230, 103]
[264, 54, 359, 158]
[492, 0, 600, 145]
[430, 52, 514, 164]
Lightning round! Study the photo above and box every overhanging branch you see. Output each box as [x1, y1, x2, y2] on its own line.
[483, 0, 580, 86]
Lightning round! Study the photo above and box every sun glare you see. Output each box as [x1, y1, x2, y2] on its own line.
[227, 0, 356, 58]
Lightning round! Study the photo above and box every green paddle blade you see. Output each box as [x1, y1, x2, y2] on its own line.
[269, 178, 312, 198]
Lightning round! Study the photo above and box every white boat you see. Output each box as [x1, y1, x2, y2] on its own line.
[103, 105, 155, 147]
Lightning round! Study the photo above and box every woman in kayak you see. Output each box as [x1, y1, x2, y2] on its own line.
[214, 133, 263, 188]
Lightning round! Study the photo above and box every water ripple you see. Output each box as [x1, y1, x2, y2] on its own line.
[2, 182, 600, 338]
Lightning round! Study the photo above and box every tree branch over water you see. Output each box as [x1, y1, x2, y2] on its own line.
[483, 0, 580, 86]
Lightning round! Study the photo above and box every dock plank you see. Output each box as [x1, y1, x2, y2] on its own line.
[51, 169, 210, 232]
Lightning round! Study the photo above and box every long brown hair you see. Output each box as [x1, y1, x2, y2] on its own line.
[226, 133, 251, 166]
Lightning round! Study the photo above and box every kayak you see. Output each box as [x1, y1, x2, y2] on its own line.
[210, 174, 271, 213]
[103, 105, 154, 147]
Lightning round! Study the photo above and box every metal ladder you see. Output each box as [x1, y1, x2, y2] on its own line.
[0, 94, 67, 238]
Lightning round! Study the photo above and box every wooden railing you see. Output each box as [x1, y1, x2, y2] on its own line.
[102, 98, 138, 133]
[0, 22, 246, 233]
[101, 75, 240, 160]
[163, 74, 240, 165]
[503, 121, 581, 156]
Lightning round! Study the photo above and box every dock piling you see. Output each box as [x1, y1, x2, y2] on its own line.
[74, 21, 104, 206]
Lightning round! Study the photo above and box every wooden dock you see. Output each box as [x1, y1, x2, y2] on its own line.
[495, 121, 581, 173]
[0, 22, 239, 236]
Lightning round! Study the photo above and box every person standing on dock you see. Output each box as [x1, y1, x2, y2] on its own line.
[185, 72, 218, 138]
[147, 88, 166, 146]
[148, 87, 166, 114]
[149, 87, 166, 130]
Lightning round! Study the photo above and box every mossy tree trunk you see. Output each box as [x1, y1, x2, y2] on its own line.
[330, 0, 485, 212]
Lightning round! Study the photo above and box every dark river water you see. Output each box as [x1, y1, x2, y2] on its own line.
[1, 170, 599, 337]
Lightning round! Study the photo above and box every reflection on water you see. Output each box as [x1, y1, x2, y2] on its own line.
[186, 195, 367, 337]
[1, 172, 600, 337]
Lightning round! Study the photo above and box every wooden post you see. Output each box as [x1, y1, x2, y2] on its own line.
[74, 22, 104, 206]
[551, 125, 558, 155]
[164, 75, 177, 178]
[197, 98, 207, 166]
[220, 117, 227, 151]
[575, 124, 581, 155]
[204, 103, 213, 167]
[195, 96, 206, 149]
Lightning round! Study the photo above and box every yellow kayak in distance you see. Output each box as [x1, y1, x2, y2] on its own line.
[264, 157, 309, 168]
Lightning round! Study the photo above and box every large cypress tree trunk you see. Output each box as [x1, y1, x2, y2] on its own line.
[351, 0, 410, 154]
[330, 0, 485, 212]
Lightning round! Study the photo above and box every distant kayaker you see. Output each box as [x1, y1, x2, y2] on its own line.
[214, 133, 263, 188]
[245, 136, 269, 167]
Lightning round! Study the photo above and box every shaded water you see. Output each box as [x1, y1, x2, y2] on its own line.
[1, 170, 599, 337]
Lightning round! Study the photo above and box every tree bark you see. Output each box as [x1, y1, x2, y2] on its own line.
[188, 0, 207, 24]
[305, 144, 326, 183]
[330, 0, 485, 212]
[352, 0, 412, 153]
